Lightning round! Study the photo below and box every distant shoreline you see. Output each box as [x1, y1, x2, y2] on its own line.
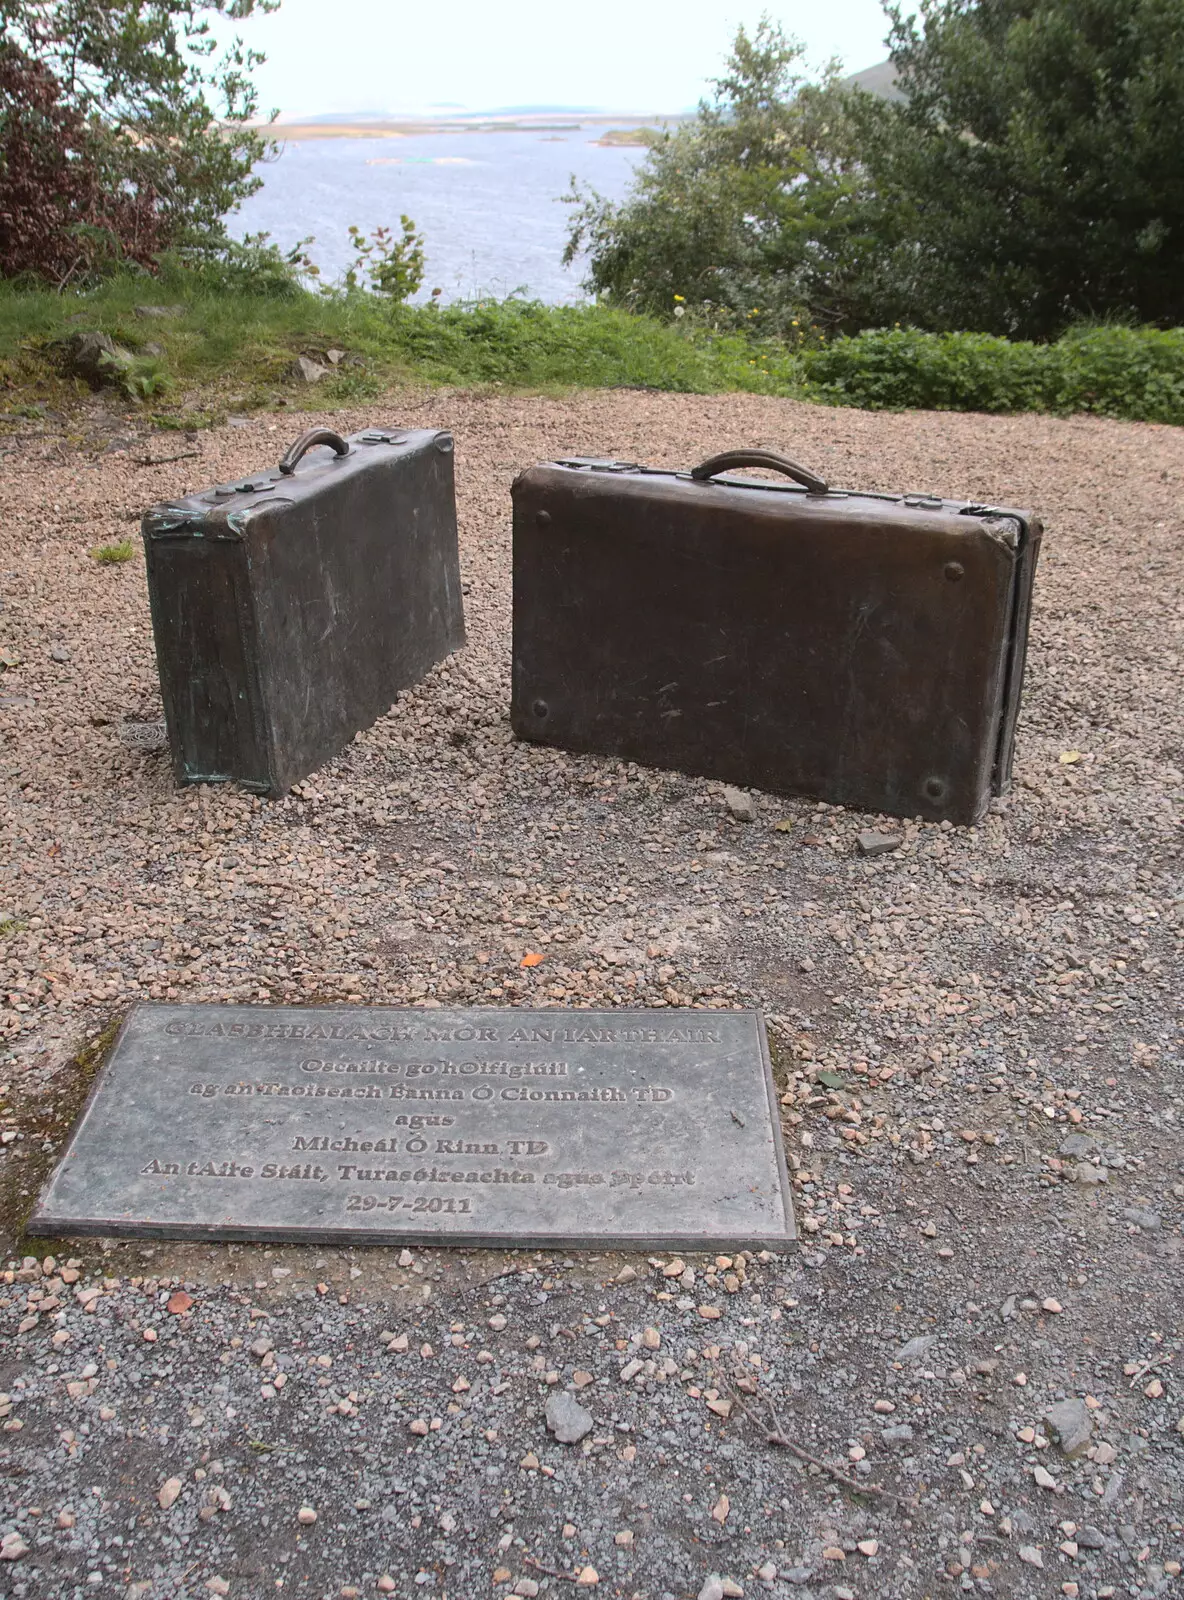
[251, 113, 685, 142]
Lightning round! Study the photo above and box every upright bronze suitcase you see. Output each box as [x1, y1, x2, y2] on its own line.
[511, 449, 1041, 825]
[143, 426, 465, 795]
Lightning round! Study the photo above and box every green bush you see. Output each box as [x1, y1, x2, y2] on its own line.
[803, 323, 1184, 424]
[343, 220, 425, 303]
[168, 236, 316, 300]
[1044, 325, 1184, 423]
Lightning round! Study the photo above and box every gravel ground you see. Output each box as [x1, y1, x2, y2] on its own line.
[0, 389, 1182, 1600]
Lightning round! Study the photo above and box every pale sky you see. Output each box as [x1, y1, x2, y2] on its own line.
[228, 0, 892, 118]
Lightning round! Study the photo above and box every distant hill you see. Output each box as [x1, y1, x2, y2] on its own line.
[279, 110, 393, 124]
[844, 60, 906, 103]
[261, 108, 689, 141]
[277, 104, 614, 124]
[479, 104, 606, 116]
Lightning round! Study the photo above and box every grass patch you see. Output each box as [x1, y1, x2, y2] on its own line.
[90, 539, 136, 564]
[0, 267, 797, 423]
[1, 266, 1182, 425]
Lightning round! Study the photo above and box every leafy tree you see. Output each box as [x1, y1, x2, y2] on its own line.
[571, 1, 1184, 339]
[871, 0, 1184, 336]
[1, 0, 278, 283]
[565, 19, 892, 337]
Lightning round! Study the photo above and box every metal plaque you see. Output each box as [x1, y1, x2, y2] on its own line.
[30, 1004, 795, 1249]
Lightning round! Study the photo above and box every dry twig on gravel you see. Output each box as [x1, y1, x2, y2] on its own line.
[134, 449, 201, 468]
[523, 1555, 583, 1584]
[722, 1379, 910, 1508]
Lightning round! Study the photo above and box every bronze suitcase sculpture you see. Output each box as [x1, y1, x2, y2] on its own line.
[511, 449, 1041, 825]
[143, 426, 465, 795]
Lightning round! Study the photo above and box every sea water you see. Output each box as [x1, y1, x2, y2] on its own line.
[227, 128, 647, 304]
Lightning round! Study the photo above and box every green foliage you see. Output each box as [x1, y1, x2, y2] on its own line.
[4, 268, 1184, 425]
[565, 18, 882, 337]
[867, 0, 1184, 337]
[84, 340, 173, 400]
[115, 355, 170, 401]
[376, 298, 798, 391]
[572, 3, 1184, 340]
[171, 234, 317, 299]
[343, 219, 425, 303]
[1, 0, 279, 282]
[90, 539, 135, 563]
[1048, 324, 1184, 420]
[803, 323, 1184, 422]
[0, 270, 801, 401]
[804, 327, 1050, 412]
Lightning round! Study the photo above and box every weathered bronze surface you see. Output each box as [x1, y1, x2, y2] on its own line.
[29, 1004, 795, 1250]
[143, 427, 465, 795]
[511, 452, 1041, 825]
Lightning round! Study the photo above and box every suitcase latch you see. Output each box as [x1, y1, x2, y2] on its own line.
[203, 479, 277, 502]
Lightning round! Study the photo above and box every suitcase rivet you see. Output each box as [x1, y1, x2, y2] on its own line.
[532, 699, 549, 720]
[535, 510, 552, 527]
[944, 561, 965, 582]
[924, 776, 947, 800]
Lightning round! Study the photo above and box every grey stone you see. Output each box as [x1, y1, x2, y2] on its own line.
[1073, 1162, 1108, 1185]
[49, 643, 70, 663]
[857, 830, 902, 856]
[30, 1002, 795, 1249]
[698, 1578, 725, 1600]
[896, 1335, 938, 1362]
[290, 355, 328, 384]
[880, 1424, 914, 1445]
[134, 304, 187, 319]
[61, 330, 132, 387]
[1076, 1526, 1106, 1550]
[545, 1392, 593, 1444]
[1059, 1133, 1097, 1159]
[1043, 1397, 1093, 1457]
[1122, 1207, 1161, 1230]
[723, 786, 756, 822]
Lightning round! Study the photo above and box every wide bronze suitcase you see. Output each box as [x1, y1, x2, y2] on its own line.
[511, 449, 1041, 825]
[143, 426, 465, 795]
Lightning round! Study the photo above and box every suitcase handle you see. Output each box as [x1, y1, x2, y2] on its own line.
[690, 449, 828, 495]
[278, 428, 351, 476]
